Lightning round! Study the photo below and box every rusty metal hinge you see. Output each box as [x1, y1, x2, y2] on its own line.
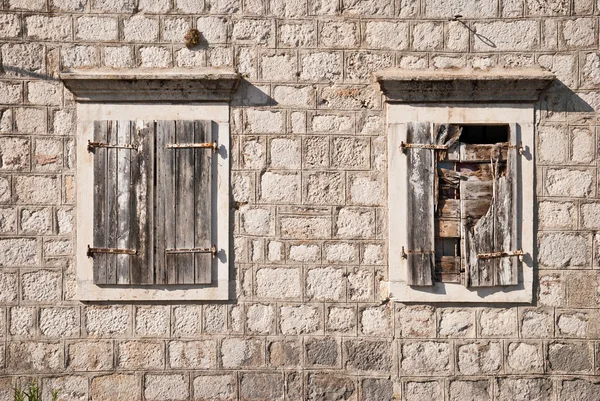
[400, 142, 448, 153]
[477, 249, 524, 260]
[508, 142, 525, 155]
[401, 246, 435, 259]
[87, 140, 138, 152]
[166, 245, 217, 258]
[166, 141, 218, 153]
[87, 245, 136, 257]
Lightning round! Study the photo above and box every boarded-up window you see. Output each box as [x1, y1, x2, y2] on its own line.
[89, 120, 215, 286]
[404, 123, 520, 288]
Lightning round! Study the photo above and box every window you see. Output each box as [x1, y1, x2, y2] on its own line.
[62, 70, 238, 300]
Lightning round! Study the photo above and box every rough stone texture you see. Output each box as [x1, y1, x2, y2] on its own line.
[306, 374, 355, 401]
[545, 168, 594, 197]
[326, 306, 356, 334]
[538, 232, 590, 267]
[91, 374, 141, 401]
[457, 341, 502, 375]
[67, 340, 113, 371]
[345, 339, 391, 372]
[479, 308, 517, 337]
[246, 304, 274, 334]
[548, 342, 592, 373]
[117, 341, 164, 370]
[280, 305, 321, 335]
[506, 342, 543, 373]
[221, 338, 263, 368]
[405, 381, 442, 401]
[240, 373, 284, 401]
[255, 267, 301, 299]
[8, 341, 63, 371]
[521, 309, 554, 338]
[449, 380, 491, 401]
[144, 374, 188, 401]
[306, 266, 344, 300]
[538, 201, 576, 229]
[268, 339, 300, 367]
[39, 307, 79, 337]
[306, 337, 339, 367]
[438, 309, 474, 338]
[135, 306, 169, 337]
[85, 306, 130, 337]
[193, 375, 236, 401]
[495, 378, 553, 401]
[559, 379, 600, 401]
[401, 342, 452, 375]
[168, 340, 216, 369]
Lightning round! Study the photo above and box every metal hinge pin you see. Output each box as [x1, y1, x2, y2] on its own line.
[87, 140, 138, 152]
[165, 245, 218, 258]
[166, 141, 219, 153]
[87, 245, 136, 257]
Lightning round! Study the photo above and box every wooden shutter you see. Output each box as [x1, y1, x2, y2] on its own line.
[405, 122, 435, 286]
[92, 120, 154, 285]
[155, 120, 213, 285]
[462, 126, 519, 287]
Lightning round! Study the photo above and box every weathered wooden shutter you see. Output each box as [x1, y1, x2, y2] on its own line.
[91, 120, 154, 285]
[155, 120, 213, 285]
[405, 122, 436, 286]
[462, 126, 519, 287]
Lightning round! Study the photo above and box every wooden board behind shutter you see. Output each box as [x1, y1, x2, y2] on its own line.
[156, 120, 213, 285]
[405, 122, 435, 286]
[93, 121, 107, 284]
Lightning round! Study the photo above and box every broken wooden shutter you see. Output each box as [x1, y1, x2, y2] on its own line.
[462, 125, 519, 287]
[91, 120, 154, 285]
[404, 122, 436, 286]
[156, 120, 213, 285]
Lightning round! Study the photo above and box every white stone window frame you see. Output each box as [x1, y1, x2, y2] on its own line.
[62, 69, 239, 301]
[377, 68, 554, 303]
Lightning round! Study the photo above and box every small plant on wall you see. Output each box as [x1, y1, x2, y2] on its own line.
[14, 380, 58, 401]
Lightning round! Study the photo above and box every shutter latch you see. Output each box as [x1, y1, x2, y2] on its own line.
[166, 141, 219, 153]
[477, 249, 524, 261]
[401, 246, 435, 259]
[87, 140, 138, 152]
[165, 245, 218, 258]
[87, 245, 136, 257]
[400, 142, 448, 153]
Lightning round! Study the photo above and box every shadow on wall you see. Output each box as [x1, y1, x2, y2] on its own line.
[231, 79, 275, 108]
[538, 80, 596, 115]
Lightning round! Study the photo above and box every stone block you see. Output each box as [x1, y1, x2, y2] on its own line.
[331, 137, 370, 170]
[117, 341, 164, 369]
[303, 136, 329, 168]
[347, 268, 373, 301]
[567, 272, 600, 307]
[412, 22, 443, 51]
[279, 21, 317, 47]
[401, 342, 452, 375]
[324, 242, 358, 263]
[299, 51, 342, 82]
[85, 305, 130, 337]
[396, 305, 436, 338]
[360, 305, 390, 336]
[104, 46, 134, 68]
[560, 18, 596, 49]
[9, 306, 35, 337]
[341, 0, 391, 15]
[457, 341, 502, 375]
[245, 110, 283, 133]
[196, 17, 228, 43]
[306, 374, 355, 401]
[280, 215, 332, 239]
[570, 127, 595, 164]
[582, 52, 600, 87]
[0, 208, 16, 234]
[581, 202, 600, 230]
[25, 15, 71, 41]
[76, 16, 118, 41]
[240, 137, 265, 169]
[361, 379, 393, 401]
[0, 82, 21, 105]
[311, 113, 354, 133]
[1, 44, 44, 77]
[538, 232, 590, 267]
[521, 309, 553, 338]
[326, 306, 356, 334]
[346, 52, 394, 82]
[438, 309, 474, 338]
[232, 19, 274, 46]
[39, 307, 78, 338]
[0, 272, 18, 302]
[204, 304, 226, 333]
[404, 381, 442, 401]
[0, 13, 21, 39]
[139, 46, 172, 68]
[267, 241, 283, 261]
[270, 0, 304, 17]
[8, 0, 46, 9]
[559, 379, 600, 401]
[525, 0, 568, 15]
[135, 306, 169, 337]
[34, 137, 62, 171]
[145, 374, 188, 401]
[449, 380, 491, 401]
[260, 52, 297, 81]
[538, 55, 577, 87]
[138, 0, 170, 12]
[42, 376, 88, 401]
[173, 0, 203, 12]
[495, 378, 552, 401]
[306, 337, 339, 367]
[320, 20, 358, 48]
[348, 174, 383, 206]
[206, 0, 240, 13]
[289, 243, 320, 263]
[8, 341, 62, 371]
[539, 273, 565, 306]
[240, 206, 273, 236]
[363, 21, 408, 50]
[538, 201, 576, 229]
[472, 20, 539, 51]
[123, 16, 159, 42]
[172, 305, 201, 337]
[15, 175, 60, 204]
[272, 85, 314, 108]
[67, 340, 113, 371]
[268, 338, 300, 367]
[91, 374, 141, 401]
[161, 17, 190, 43]
[239, 373, 283, 401]
[0, 238, 37, 267]
[0, 137, 29, 171]
[556, 310, 588, 338]
[303, 172, 344, 205]
[193, 375, 236, 401]
[548, 341, 592, 373]
[424, 0, 497, 17]
[479, 308, 517, 337]
[506, 342, 543, 373]
[245, 304, 274, 334]
[221, 338, 263, 368]
[22, 269, 60, 302]
[345, 339, 392, 372]
[319, 85, 380, 110]
[14, 107, 45, 134]
[269, 137, 301, 169]
[62, 45, 98, 68]
[335, 208, 375, 239]
[280, 305, 321, 335]
[255, 267, 301, 299]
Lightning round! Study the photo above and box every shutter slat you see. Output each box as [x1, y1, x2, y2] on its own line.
[116, 120, 131, 285]
[155, 120, 175, 285]
[130, 121, 154, 285]
[93, 121, 108, 285]
[194, 121, 213, 284]
[106, 122, 118, 284]
[406, 122, 435, 286]
[175, 121, 196, 284]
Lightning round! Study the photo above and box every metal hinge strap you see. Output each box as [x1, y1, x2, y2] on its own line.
[166, 245, 217, 258]
[87, 245, 136, 256]
[477, 249, 524, 260]
[87, 140, 138, 152]
[400, 142, 448, 153]
[401, 246, 435, 259]
[166, 141, 218, 153]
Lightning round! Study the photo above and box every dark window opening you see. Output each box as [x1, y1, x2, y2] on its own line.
[459, 124, 509, 144]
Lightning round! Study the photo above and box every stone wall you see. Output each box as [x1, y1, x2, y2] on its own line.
[0, 0, 599, 399]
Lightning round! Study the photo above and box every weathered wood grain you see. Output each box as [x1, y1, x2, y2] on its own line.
[116, 120, 131, 285]
[93, 121, 107, 285]
[106, 121, 118, 284]
[194, 120, 213, 284]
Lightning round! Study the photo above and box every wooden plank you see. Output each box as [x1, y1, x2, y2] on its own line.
[435, 256, 461, 283]
[461, 180, 493, 200]
[405, 122, 435, 286]
[436, 218, 460, 238]
[175, 121, 196, 284]
[116, 120, 131, 285]
[155, 120, 175, 285]
[93, 121, 107, 285]
[460, 143, 508, 162]
[462, 199, 492, 219]
[105, 121, 118, 284]
[438, 199, 460, 219]
[130, 121, 154, 285]
[194, 120, 212, 284]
